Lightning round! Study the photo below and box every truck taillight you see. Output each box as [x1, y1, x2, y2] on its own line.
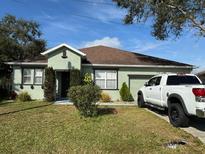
[192, 88, 205, 102]
[192, 88, 205, 97]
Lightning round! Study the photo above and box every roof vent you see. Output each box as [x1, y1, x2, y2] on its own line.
[62, 50, 67, 58]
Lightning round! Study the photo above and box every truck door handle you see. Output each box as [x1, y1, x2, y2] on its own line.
[149, 88, 152, 90]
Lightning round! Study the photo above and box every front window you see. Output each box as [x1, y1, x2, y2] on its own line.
[23, 69, 32, 84]
[34, 69, 43, 84]
[147, 77, 161, 86]
[95, 70, 117, 89]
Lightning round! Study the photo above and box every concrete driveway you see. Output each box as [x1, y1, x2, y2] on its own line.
[146, 107, 205, 144]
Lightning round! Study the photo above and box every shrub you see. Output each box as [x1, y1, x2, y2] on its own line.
[100, 92, 111, 102]
[119, 82, 134, 102]
[16, 91, 31, 102]
[68, 84, 101, 117]
[44, 67, 56, 102]
[70, 69, 81, 87]
[83, 73, 93, 85]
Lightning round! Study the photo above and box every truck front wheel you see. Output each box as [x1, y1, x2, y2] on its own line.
[137, 94, 145, 108]
[168, 103, 189, 127]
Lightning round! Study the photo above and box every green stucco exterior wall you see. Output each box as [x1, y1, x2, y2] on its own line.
[82, 66, 192, 101]
[12, 64, 192, 101]
[12, 66, 44, 100]
[47, 47, 81, 70]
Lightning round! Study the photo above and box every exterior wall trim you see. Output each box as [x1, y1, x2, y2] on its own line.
[5, 62, 47, 66]
[41, 43, 86, 56]
[6, 63, 193, 69]
[82, 64, 193, 69]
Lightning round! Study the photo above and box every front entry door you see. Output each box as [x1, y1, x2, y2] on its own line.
[61, 72, 70, 98]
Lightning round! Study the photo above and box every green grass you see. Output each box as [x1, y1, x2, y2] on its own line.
[0, 101, 204, 153]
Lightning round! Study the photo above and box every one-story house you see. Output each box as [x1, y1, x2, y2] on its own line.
[196, 71, 205, 84]
[6, 43, 193, 101]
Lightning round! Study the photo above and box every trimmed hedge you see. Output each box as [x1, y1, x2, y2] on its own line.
[119, 82, 134, 102]
[68, 84, 101, 117]
[44, 67, 56, 102]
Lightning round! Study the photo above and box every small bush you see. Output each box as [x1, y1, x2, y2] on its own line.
[83, 73, 93, 85]
[119, 82, 134, 102]
[100, 92, 111, 102]
[44, 67, 56, 102]
[68, 84, 101, 117]
[70, 69, 81, 87]
[16, 91, 31, 102]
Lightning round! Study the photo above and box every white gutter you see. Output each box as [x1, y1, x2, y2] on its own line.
[82, 64, 193, 69]
[5, 62, 194, 69]
[5, 62, 47, 66]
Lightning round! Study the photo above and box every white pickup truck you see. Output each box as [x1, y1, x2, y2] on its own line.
[137, 73, 205, 127]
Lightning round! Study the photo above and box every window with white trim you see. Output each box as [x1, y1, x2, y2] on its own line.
[34, 69, 43, 84]
[23, 69, 32, 84]
[95, 70, 117, 89]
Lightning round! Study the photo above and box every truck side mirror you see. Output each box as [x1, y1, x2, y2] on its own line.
[144, 82, 149, 87]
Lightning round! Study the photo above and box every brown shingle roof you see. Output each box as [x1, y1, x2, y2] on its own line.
[80, 45, 192, 66]
[8, 45, 192, 67]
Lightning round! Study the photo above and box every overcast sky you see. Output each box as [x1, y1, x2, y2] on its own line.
[1, 0, 205, 72]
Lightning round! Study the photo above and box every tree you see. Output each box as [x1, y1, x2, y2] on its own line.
[0, 14, 46, 62]
[113, 0, 205, 40]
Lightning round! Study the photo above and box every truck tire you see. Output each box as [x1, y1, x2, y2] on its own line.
[137, 94, 145, 108]
[168, 103, 189, 127]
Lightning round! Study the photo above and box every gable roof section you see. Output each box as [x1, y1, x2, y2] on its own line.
[41, 43, 86, 56]
[80, 46, 192, 68]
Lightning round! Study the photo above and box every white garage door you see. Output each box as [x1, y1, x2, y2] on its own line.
[129, 75, 153, 100]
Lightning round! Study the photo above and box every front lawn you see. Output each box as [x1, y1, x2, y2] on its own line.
[0, 101, 204, 153]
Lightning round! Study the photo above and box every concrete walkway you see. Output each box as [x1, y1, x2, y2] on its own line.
[146, 108, 205, 144]
[54, 100, 137, 106]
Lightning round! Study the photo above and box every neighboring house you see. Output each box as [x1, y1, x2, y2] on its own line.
[6, 43, 193, 100]
[196, 71, 205, 84]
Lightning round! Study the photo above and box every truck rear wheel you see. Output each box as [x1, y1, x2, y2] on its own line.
[168, 103, 189, 127]
[137, 94, 145, 108]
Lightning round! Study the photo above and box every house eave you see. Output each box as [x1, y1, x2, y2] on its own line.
[82, 63, 194, 69]
[5, 62, 47, 66]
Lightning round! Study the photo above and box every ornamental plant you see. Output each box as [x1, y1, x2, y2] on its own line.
[119, 82, 134, 102]
[16, 91, 31, 102]
[100, 92, 111, 102]
[83, 73, 93, 85]
[68, 84, 101, 117]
